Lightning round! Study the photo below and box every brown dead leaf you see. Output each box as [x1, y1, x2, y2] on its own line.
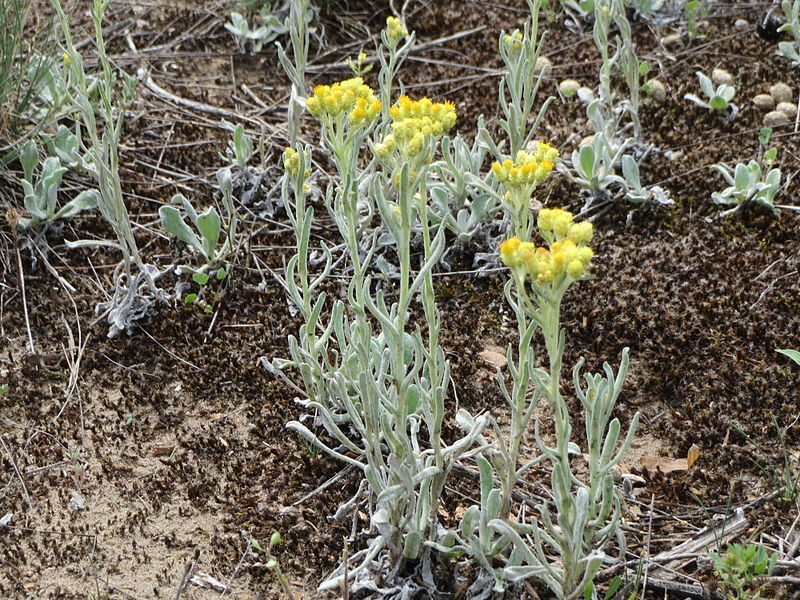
[640, 444, 702, 474]
[687, 443, 701, 468]
[639, 456, 689, 474]
[454, 505, 467, 520]
[151, 446, 175, 457]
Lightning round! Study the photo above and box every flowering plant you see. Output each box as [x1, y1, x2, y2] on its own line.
[449, 206, 638, 598]
[272, 82, 487, 595]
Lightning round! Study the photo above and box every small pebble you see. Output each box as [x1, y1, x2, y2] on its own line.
[752, 94, 775, 111]
[777, 101, 797, 118]
[558, 79, 580, 98]
[534, 56, 552, 75]
[734, 19, 749, 29]
[661, 33, 682, 49]
[769, 82, 793, 103]
[763, 110, 789, 127]
[645, 79, 667, 103]
[711, 68, 734, 87]
[578, 134, 595, 147]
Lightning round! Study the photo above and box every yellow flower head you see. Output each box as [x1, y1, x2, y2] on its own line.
[386, 16, 408, 44]
[537, 208, 574, 239]
[502, 30, 523, 53]
[282, 147, 311, 179]
[499, 237, 522, 267]
[306, 77, 381, 127]
[380, 96, 456, 159]
[283, 147, 300, 176]
[492, 143, 558, 193]
[567, 221, 593, 245]
[503, 207, 595, 286]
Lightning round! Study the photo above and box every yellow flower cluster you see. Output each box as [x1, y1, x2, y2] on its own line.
[305, 77, 381, 127]
[502, 31, 523, 52]
[492, 143, 559, 189]
[500, 209, 594, 284]
[283, 147, 301, 175]
[386, 16, 408, 44]
[377, 96, 457, 159]
[282, 147, 312, 178]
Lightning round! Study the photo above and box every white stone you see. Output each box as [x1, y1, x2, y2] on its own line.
[769, 82, 793, 103]
[777, 101, 797, 118]
[763, 110, 789, 127]
[646, 79, 667, 103]
[661, 33, 682, 49]
[534, 56, 552, 75]
[711, 68, 734, 87]
[752, 94, 775, 111]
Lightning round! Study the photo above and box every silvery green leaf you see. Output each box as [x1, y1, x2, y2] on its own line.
[599, 418, 621, 465]
[711, 191, 735, 205]
[455, 409, 476, 430]
[378, 484, 407, 502]
[578, 145, 596, 178]
[711, 164, 734, 186]
[485, 489, 502, 523]
[765, 167, 781, 188]
[159, 205, 205, 256]
[405, 383, 420, 414]
[577, 86, 595, 104]
[225, 12, 248, 36]
[20, 140, 38, 183]
[621, 155, 640, 187]
[41, 157, 67, 215]
[216, 167, 233, 194]
[721, 85, 735, 102]
[733, 163, 750, 190]
[171, 193, 198, 224]
[460, 505, 480, 537]
[684, 93, 708, 108]
[779, 42, 800, 62]
[53, 189, 98, 220]
[697, 72, 714, 98]
[477, 455, 494, 504]
[50, 125, 82, 168]
[230, 123, 253, 166]
[22, 179, 47, 220]
[403, 532, 422, 559]
[196, 206, 221, 260]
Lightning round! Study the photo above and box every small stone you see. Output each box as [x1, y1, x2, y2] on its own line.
[558, 79, 580, 98]
[711, 68, 734, 87]
[769, 82, 793, 103]
[763, 110, 789, 127]
[645, 79, 667, 103]
[534, 56, 552, 75]
[578, 134, 595, 148]
[734, 19, 749, 29]
[661, 33, 682, 49]
[777, 101, 797, 118]
[752, 94, 775, 111]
